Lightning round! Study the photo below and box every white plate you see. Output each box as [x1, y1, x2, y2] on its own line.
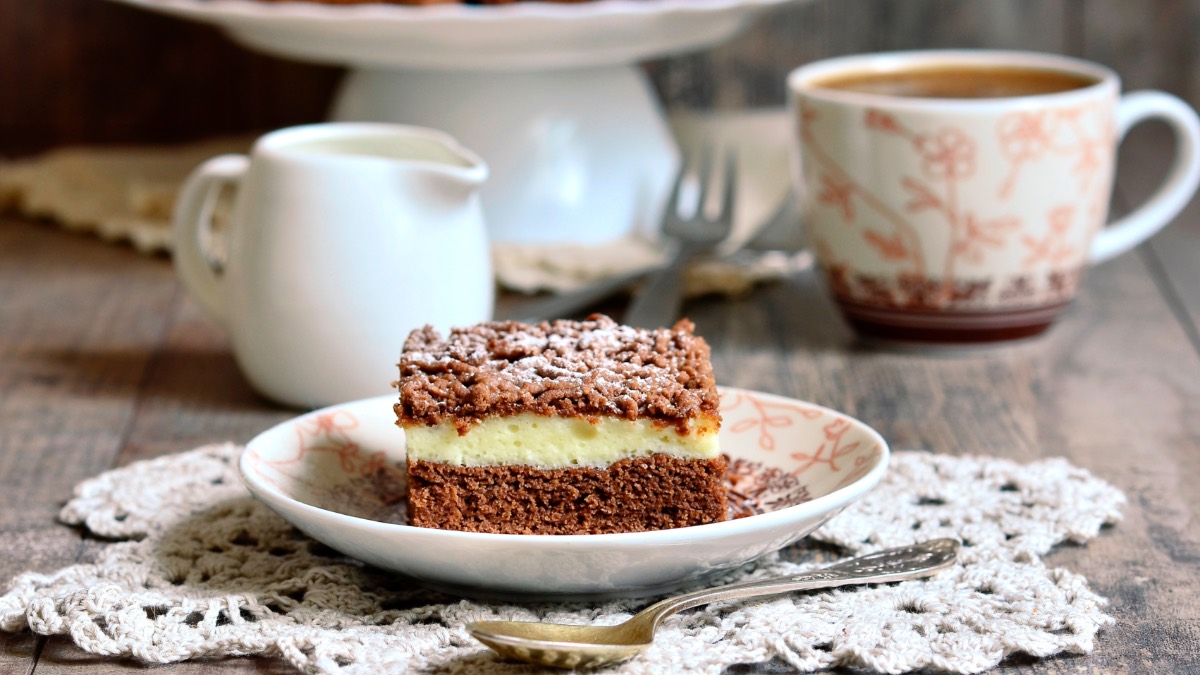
[241, 387, 888, 600]
[105, 0, 803, 70]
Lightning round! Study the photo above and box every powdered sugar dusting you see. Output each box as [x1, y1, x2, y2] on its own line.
[396, 315, 720, 433]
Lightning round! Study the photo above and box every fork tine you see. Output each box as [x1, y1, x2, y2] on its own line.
[623, 141, 733, 328]
[693, 143, 717, 221]
[715, 147, 736, 226]
[664, 145, 699, 225]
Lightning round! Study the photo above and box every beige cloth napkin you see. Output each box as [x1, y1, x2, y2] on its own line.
[0, 137, 251, 253]
[0, 111, 804, 296]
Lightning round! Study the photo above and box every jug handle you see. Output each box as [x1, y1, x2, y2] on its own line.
[171, 154, 249, 328]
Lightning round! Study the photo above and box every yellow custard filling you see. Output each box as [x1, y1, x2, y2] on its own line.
[403, 413, 720, 469]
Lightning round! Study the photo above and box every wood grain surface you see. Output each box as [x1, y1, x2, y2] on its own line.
[2, 0, 1200, 673]
[2, 128, 1200, 671]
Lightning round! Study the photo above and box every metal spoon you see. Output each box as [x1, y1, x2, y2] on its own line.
[468, 538, 959, 669]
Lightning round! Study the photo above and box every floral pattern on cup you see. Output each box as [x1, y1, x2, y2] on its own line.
[798, 98, 1113, 312]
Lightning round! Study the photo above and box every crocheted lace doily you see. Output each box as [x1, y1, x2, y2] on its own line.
[0, 445, 1124, 674]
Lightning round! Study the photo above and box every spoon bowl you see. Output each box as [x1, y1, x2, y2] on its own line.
[469, 538, 960, 668]
[470, 623, 651, 669]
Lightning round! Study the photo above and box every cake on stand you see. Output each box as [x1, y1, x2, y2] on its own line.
[108, 0, 804, 244]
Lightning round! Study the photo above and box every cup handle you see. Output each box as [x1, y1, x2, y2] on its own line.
[170, 154, 249, 328]
[1091, 91, 1200, 263]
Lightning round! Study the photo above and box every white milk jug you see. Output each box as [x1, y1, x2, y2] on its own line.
[172, 123, 493, 408]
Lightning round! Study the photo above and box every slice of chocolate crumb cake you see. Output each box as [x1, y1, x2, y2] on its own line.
[395, 314, 726, 535]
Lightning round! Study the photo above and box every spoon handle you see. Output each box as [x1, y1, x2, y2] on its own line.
[641, 539, 959, 627]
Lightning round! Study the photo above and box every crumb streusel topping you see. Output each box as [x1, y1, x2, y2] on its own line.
[396, 314, 719, 434]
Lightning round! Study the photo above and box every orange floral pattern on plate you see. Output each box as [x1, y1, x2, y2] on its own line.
[247, 409, 404, 494]
[246, 390, 884, 528]
[721, 390, 881, 512]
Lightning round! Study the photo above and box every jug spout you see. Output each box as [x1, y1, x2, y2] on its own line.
[392, 131, 488, 204]
[253, 121, 490, 222]
[416, 157, 487, 198]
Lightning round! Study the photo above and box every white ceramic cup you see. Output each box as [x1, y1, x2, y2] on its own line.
[172, 123, 494, 408]
[787, 50, 1200, 344]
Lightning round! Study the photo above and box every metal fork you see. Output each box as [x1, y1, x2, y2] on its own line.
[623, 144, 736, 328]
[496, 187, 800, 325]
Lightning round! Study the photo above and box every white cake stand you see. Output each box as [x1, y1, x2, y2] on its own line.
[108, 0, 804, 244]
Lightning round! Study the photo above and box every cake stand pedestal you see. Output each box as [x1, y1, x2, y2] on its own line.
[332, 65, 673, 243]
[108, 0, 804, 243]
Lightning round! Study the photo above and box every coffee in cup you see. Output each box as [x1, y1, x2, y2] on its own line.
[787, 50, 1200, 345]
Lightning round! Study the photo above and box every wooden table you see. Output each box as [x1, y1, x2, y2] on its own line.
[2, 125, 1198, 673]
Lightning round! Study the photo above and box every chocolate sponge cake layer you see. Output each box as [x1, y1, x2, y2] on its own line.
[407, 454, 729, 535]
